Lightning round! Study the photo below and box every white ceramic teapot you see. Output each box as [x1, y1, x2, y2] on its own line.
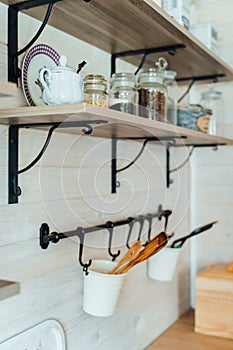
[39, 55, 84, 105]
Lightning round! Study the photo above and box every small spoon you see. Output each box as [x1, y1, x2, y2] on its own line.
[108, 240, 142, 274]
[116, 232, 168, 274]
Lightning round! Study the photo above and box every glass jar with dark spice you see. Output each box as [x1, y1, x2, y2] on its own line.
[137, 67, 167, 121]
[109, 72, 138, 115]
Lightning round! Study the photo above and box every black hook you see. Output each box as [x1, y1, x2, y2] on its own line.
[105, 221, 120, 261]
[126, 218, 134, 249]
[126, 216, 144, 248]
[143, 214, 153, 246]
[76, 227, 92, 275]
[136, 216, 144, 242]
[159, 209, 172, 233]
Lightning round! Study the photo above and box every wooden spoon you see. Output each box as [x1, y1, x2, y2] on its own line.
[227, 261, 233, 272]
[108, 240, 142, 274]
[116, 232, 167, 274]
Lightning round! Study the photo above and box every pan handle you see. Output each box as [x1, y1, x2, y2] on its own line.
[171, 221, 217, 248]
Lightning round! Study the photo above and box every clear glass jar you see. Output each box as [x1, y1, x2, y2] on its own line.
[163, 69, 178, 125]
[137, 67, 167, 121]
[199, 86, 223, 136]
[109, 72, 138, 115]
[84, 74, 108, 107]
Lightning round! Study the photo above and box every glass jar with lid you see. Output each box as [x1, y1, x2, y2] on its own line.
[137, 59, 167, 121]
[84, 74, 108, 107]
[109, 72, 138, 115]
[199, 85, 223, 136]
[163, 69, 178, 125]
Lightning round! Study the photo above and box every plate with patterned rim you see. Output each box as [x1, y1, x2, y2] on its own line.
[22, 44, 60, 106]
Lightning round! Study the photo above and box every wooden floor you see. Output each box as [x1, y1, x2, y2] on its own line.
[145, 309, 233, 350]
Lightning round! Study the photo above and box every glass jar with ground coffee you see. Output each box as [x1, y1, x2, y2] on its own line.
[109, 72, 138, 115]
[84, 74, 108, 107]
[137, 67, 167, 121]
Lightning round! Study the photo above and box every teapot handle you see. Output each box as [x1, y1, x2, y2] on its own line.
[39, 68, 52, 90]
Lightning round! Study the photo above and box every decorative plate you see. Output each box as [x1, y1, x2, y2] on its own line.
[22, 44, 60, 106]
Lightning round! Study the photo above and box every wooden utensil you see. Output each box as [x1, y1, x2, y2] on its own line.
[227, 261, 233, 272]
[116, 232, 168, 274]
[171, 221, 217, 248]
[108, 240, 142, 274]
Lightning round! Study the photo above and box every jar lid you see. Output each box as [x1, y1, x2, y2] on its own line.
[138, 68, 164, 84]
[84, 74, 107, 85]
[163, 70, 177, 80]
[111, 72, 136, 88]
[201, 90, 222, 100]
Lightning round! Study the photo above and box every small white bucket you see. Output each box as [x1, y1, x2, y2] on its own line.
[83, 259, 127, 317]
[147, 247, 181, 282]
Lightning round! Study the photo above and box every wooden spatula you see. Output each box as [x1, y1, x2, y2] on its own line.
[108, 240, 142, 274]
[116, 232, 167, 274]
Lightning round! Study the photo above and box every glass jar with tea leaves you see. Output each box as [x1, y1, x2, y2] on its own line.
[84, 74, 108, 107]
[137, 58, 167, 121]
[199, 84, 224, 136]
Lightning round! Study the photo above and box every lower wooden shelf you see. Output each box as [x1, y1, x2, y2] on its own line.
[0, 280, 20, 301]
[145, 309, 233, 350]
[0, 103, 232, 147]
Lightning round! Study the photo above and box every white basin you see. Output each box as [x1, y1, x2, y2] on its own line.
[0, 319, 66, 350]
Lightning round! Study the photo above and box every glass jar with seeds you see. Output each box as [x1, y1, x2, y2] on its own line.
[84, 74, 108, 107]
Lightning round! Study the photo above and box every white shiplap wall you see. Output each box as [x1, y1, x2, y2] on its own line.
[0, 2, 190, 349]
[189, 0, 233, 307]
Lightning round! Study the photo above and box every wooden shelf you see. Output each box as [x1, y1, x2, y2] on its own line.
[0, 103, 233, 147]
[0, 280, 20, 301]
[2, 0, 233, 83]
[0, 82, 18, 97]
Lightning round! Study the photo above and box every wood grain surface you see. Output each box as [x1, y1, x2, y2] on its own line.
[0, 104, 233, 146]
[1, 0, 233, 82]
[146, 309, 233, 350]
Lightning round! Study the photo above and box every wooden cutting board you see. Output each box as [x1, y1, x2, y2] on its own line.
[195, 263, 233, 340]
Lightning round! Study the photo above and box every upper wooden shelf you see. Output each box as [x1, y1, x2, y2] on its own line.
[2, 0, 233, 83]
[0, 103, 233, 147]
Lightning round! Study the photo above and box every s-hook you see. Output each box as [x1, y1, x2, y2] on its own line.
[143, 214, 153, 246]
[126, 216, 144, 248]
[105, 221, 121, 261]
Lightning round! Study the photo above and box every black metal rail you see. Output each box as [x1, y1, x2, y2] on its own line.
[39, 204, 168, 274]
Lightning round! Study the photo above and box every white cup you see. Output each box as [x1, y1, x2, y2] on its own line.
[147, 246, 181, 281]
[83, 260, 127, 317]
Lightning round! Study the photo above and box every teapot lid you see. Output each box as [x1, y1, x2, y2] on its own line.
[51, 55, 74, 72]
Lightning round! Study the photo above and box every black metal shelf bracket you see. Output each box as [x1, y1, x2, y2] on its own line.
[8, 0, 62, 84]
[111, 44, 186, 76]
[8, 0, 92, 84]
[111, 136, 187, 193]
[39, 205, 169, 274]
[167, 143, 221, 188]
[8, 119, 107, 204]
